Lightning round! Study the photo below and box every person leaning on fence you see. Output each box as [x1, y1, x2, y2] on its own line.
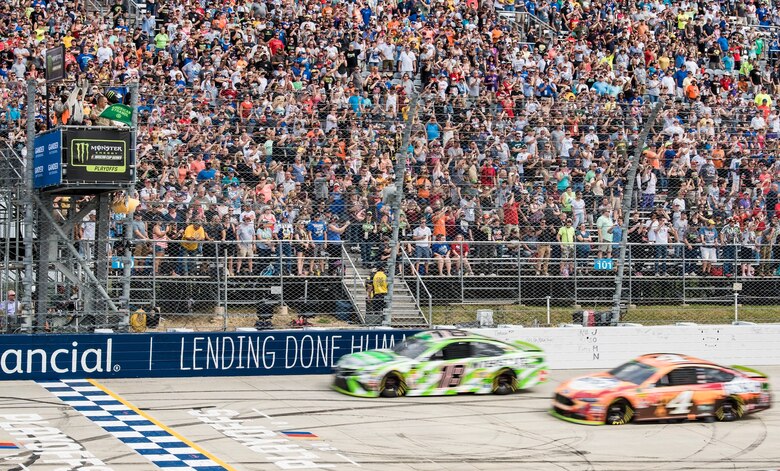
[596, 208, 615, 260]
[307, 213, 328, 276]
[699, 219, 720, 276]
[412, 219, 432, 275]
[0, 290, 20, 333]
[181, 218, 207, 276]
[236, 215, 256, 275]
[431, 234, 452, 276]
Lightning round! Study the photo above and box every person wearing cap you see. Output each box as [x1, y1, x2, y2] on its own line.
[557, 218, 576, 277]
[197, 161, 217, 181]
[0, 290, 20, 333]
[699, 219, 719, 276]
[236, 214, 256, 275]
[221, 167, 240, 187]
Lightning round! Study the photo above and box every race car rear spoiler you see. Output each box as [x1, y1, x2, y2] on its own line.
[731, 365, 769, 379]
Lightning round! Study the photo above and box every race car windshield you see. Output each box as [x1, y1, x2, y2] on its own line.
[392, 338, 431, 359]
[609, 361, 657, 385]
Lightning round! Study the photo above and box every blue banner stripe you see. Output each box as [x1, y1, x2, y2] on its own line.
[38, 380, 228, 471]
[1, 330, 416, 380]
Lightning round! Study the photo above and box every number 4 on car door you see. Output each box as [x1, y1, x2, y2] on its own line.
[666, 390, 694, 414]
[654, 367, 700, 417]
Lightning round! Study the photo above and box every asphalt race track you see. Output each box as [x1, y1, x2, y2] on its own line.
[0, 368, 778, 471]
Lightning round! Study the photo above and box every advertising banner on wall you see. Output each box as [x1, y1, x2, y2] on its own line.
[33, 129, 62, 189]
[0, 330, 418, 381]
[63, 128, 132, 182]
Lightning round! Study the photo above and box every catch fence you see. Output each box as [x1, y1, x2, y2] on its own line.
[14, 239, 777, 333]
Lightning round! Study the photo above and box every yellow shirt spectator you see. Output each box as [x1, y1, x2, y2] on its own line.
[372, 270, 388, 296]
[181, 223, 206, 251]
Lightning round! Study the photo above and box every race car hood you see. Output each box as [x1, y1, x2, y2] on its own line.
[337, 350, 407, 370]
[557, 373, 637, 397]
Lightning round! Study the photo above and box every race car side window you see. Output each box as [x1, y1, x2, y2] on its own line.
[441, 342, 471, 360]
[472, 342, 505, 357]
[699, 367, 735, 383]
[664, 367, 699, 386]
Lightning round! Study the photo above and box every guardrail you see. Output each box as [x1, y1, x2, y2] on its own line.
[401, 250, 433, 327]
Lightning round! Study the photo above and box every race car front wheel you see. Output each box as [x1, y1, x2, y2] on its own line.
[492, 370, 517, 395]
[380, 373, 407, 397]
[606, 399, 634, 425]
[715, 398, 743, 422]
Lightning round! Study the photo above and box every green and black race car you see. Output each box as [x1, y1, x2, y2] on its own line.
[333, 329, 547, 397]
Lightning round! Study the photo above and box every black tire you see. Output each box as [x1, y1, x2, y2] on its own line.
[715, 398, 743, 422]
[492, 370, 517, 395]
[605, 399, 634, 425]
[379, 373, 406, 397]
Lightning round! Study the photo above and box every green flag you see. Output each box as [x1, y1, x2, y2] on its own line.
[99, 103, 133, 126]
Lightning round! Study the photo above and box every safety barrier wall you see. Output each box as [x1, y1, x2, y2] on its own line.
[0, 329, 417, 380]
[1, 325, 778, 380]
[471, 325, 780, 369]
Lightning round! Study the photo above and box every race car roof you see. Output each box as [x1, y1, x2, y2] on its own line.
[413, 329, 485, 340]
[636, 353, 718, 368]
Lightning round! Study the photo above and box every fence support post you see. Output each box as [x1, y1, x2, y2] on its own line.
[612, 101, 663, 318]
[223, 249, 229, 331]
[682, 246, 687, 305]
[733, 292, 739, 323]
[151, 244, 156, 310]
[516, 249, 522, 305]
[460, 251, 465, 304]
[546, 295, 551, 325]
[279, 243, 284, 308]
[573, 244, 578, 306]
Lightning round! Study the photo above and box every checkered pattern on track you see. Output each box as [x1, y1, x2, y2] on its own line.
[38, 379, 226, 471]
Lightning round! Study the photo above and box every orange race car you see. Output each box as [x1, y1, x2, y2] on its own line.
[551, 353, 771, 425]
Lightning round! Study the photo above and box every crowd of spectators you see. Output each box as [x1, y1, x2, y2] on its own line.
[2, 0, 780, 278]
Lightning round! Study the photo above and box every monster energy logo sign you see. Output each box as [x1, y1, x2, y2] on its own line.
[69, 139, 127, 173]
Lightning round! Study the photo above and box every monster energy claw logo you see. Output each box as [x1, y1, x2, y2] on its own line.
[73, 141, 90, 164]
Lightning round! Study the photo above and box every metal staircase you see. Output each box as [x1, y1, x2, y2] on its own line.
[498, 10, 562, 41]
[341, 247, 430, 327]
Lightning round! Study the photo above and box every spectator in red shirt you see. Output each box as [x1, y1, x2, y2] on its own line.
[480, 157, 497, 187]
[450, 234, 474, 276]
[503, 193, 520, 235]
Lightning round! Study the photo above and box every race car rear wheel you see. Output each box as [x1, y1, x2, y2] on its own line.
[715, 398, 743, 422]
[606, 399, 634, 425]
[492, 369, 517, 395]
[379, 373, 407, 398]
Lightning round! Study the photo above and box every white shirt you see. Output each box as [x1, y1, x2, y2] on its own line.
[399, 51, 416, 72]
[413, 226, 432, 247]
[81, 220, 96, 241]
[655, 224, 671, 244]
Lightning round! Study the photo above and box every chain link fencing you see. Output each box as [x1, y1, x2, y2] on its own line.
[52, 237, 779, 332]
